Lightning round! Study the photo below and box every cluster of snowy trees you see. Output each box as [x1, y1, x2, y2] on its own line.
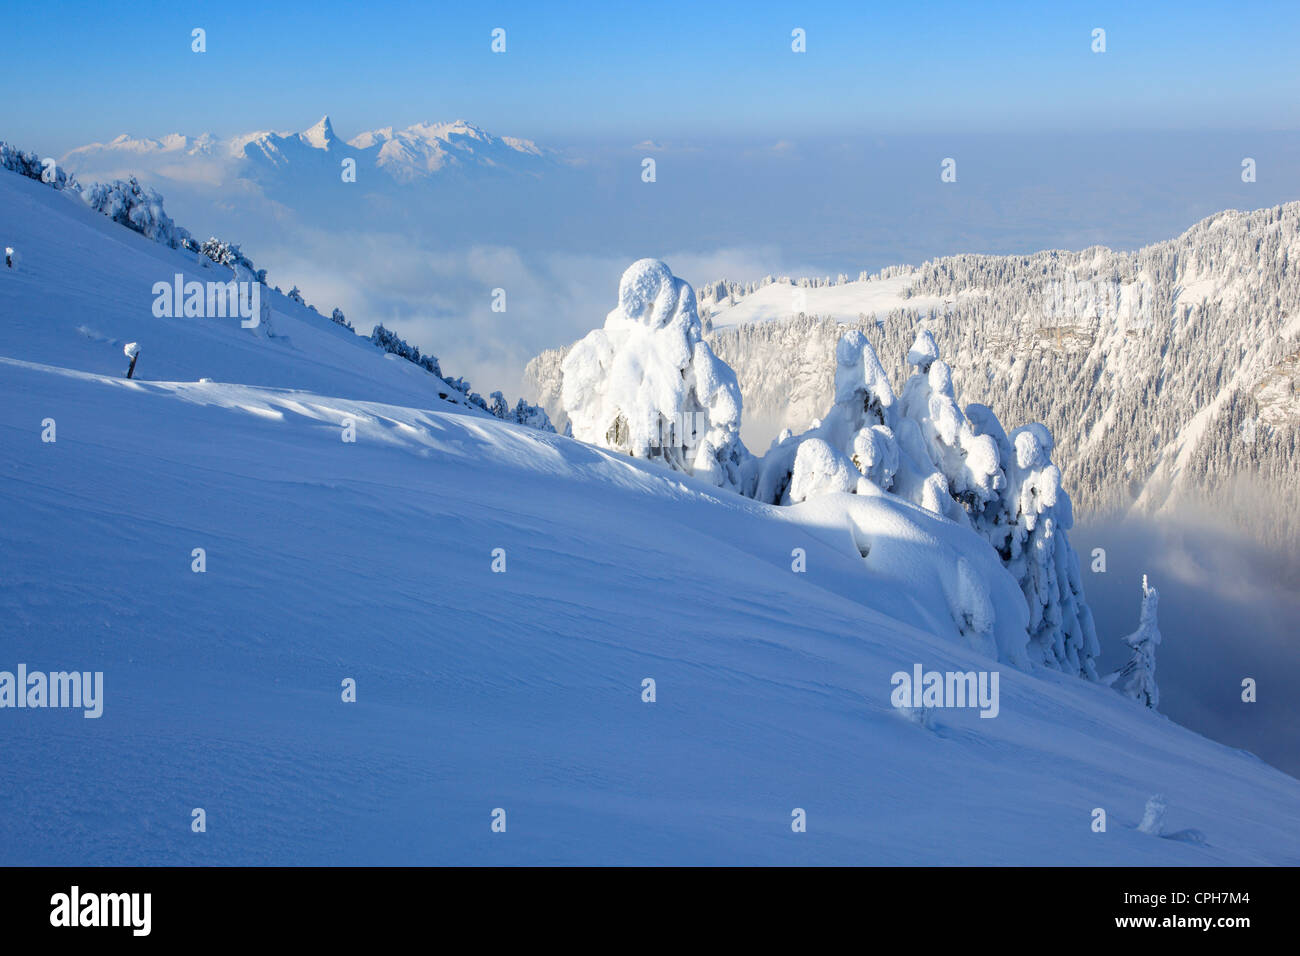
[688, 205, 1300, 568]
[370, 324, 554, 432]
[755, 327, 1099, 677]
[370, 323, 445, 378]
[84, 177, 195, 250]
[1, 142, 79, 190]
[3, 140, 274, 283]
[559, 260, 1101, 677]
[196, 237, 267, 284]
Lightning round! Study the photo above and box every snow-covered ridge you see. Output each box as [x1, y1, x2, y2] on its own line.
[0, 146, 550, 426]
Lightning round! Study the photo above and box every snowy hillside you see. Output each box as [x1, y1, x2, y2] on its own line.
[3, 165, 1299, 865]
[528, 207, 1300, 560]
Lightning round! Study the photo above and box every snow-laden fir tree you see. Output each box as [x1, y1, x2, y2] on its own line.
[897, 330, 1003, 520]
[510, 398, 554, 431]
[1104, 575, 1162, 709]
[964, 408, 1100, 677]
[198, 237, 267, 283]
[754, 329, 900, 503]
[561, 259, 755, 494]
[84, 177, 191, 248]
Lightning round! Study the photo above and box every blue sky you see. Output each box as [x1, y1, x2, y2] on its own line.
[5, 0, 1300, 152]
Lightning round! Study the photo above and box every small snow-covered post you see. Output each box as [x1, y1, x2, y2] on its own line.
[123, 342, 140, 379]
[4, 246, 13, 269]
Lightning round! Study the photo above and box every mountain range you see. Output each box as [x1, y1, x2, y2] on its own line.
[61, 114, 556, 187]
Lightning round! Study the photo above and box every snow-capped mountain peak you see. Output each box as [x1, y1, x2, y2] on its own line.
[300, 114, 338, 150]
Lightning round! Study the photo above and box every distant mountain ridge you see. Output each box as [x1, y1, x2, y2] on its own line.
[61, 114, 555, 185]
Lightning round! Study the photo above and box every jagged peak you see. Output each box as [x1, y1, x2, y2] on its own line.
[301, 114, 337, 150]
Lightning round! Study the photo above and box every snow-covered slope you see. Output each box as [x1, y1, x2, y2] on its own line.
[3, 167, 1298, 865]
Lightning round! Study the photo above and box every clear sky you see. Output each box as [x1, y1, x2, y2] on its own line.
[4, 0, 1300, 152]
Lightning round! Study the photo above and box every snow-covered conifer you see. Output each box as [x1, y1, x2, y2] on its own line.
[512, 398, 555, 432]
[560, 259, 755, 493]
[897, 329, 1003, 519]
[198, 237, 267, 284]
[83, 178, 191, 248]
[1105, 575, 1162, 708]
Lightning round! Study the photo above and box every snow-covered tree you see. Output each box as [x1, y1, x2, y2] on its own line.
[198, 237, 267, 284]
[1105, 575, 1162, 709]
[964, 408, 1100, 678]
[83, 178, 192, 248]
[897, 330, 1003, 519]
[286, 286, 306, 306]
[330, 307, 353, 331]
[561, 259, 755, 493]
[752, 331, 958, 513]
[511, 398, 555, 432]
[787, 438, 861, 502]
[0, 142, 79, 191]
[367, 325, 552, 431]
[370, 324, 444, 379]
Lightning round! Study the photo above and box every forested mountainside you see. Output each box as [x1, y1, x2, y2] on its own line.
[527, 203, 1300, 562]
